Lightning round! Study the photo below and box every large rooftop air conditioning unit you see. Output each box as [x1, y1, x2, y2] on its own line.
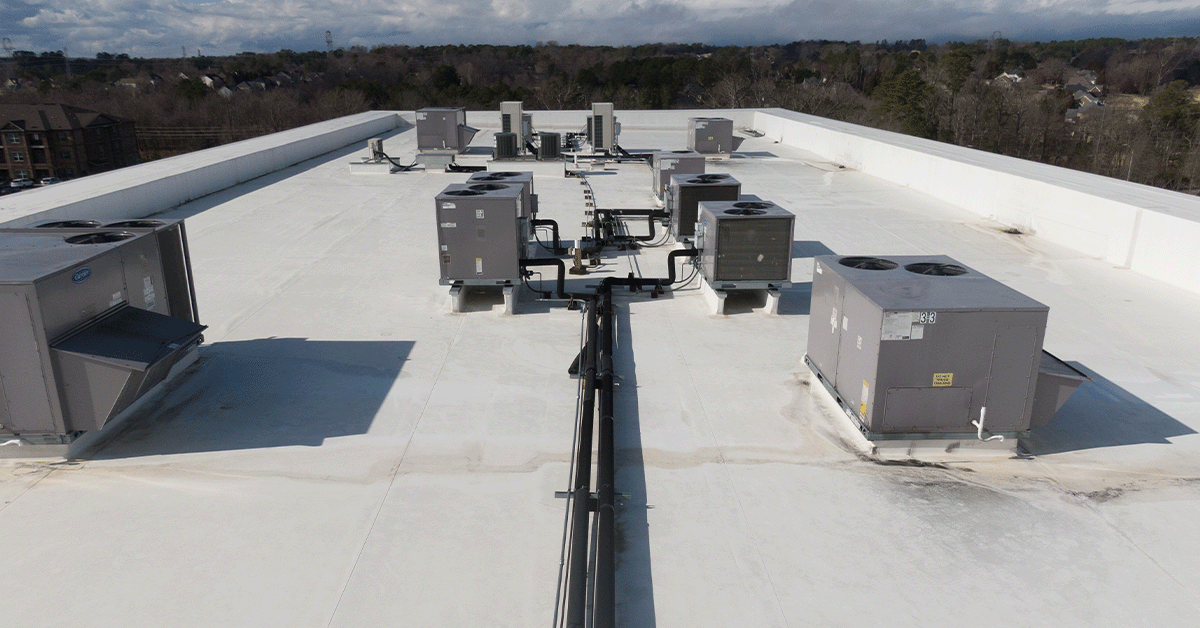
[688, 117, 744, 155]
[695, 201, 794, 289]
[591, 103, 618, 153]
[652, 150, 706, 201]
[0, 220, 205, 440]
[435, 183, 526, 284]
[500, 101, 525, 152]
[538, 132, 561, 160]
[804, 254, 1089, 438]
[416, 107, 479, 153]
[494, 132, 519, 159]
[468, 171, 536, 218]
[667, 173, 740, 239]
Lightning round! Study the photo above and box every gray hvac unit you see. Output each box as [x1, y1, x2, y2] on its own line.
[538, 132, 561, 160]
[494, 132, 519, 159]
[687, 117, 743, 154]
[695, 201, 794, 289]
[804, 255, 1088, 438]
[0, 222, 205, 439]
[500, 101, 526, 151]
[667, 173, 740, 238]
[468, 170, 535, 217]
[652, 150, 706, 201]
[435, 183, 526, 284]
[591, 103, 618, 152]
[416, 107, 479, 153]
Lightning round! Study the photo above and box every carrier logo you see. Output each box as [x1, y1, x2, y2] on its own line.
[71, 267, 92, 284]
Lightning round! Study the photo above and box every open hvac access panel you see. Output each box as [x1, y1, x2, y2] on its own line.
[0, 220, 205, 442]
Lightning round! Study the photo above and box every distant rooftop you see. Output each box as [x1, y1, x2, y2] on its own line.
[1, 108, 1199, 627]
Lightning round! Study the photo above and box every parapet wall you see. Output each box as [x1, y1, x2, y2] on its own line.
[753, 108, 1200, 294]
[0, 111, 402, 226]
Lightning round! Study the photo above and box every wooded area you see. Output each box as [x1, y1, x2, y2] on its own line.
[5, 37, 1200, 191]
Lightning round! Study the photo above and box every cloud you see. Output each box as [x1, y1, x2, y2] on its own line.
[4, 0, 1200, 57]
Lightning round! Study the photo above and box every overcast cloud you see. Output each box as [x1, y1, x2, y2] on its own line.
[6, 0, 1200, 57]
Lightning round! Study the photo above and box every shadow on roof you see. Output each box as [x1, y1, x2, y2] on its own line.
[612, 301, 658, 628]
[1022, 362, 1196, 455]
[75, 337, 413, 459]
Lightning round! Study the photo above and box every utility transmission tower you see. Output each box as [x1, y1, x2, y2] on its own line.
[326, 31, 333, 58]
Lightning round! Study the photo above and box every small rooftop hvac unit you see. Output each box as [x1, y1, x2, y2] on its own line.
[435, 183, 527, 284]
[695, 201, 794, 289]
[538, 132, 561, 160]
[652, 150, 705, 201]
[804, 255, 1089, 438]
[0, 220, 205, 440]
[667, 173, 741, 238]
[468, 170, 536, 217]
[591, 103, 618, 153]
[494, 132, 519, 159]
[688, 117, 744, 155]
[416, 107, 479, 153]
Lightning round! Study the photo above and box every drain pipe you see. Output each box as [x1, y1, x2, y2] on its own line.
[564, 296, 599, 628]
[593, 287, 617, 628]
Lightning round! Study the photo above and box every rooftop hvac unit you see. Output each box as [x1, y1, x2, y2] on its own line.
[500, 101, 525, 151]
[667, 173, 740, 238]
[695, 201, 794, 289]
[0, 221, 205, 439]
[538, 132, 561, 160]
[468, 170, 535, 217]
[688, 117, 744, 155]
[494, 132, 519, 159]
[435, 183, 526, 284]
[804, 255, 1088, 438]
[591, 103, 618, 152]
[416, 107, 479, 153]
[652, 150, 705, 201]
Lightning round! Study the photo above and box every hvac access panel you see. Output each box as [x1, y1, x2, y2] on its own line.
[436, 183, 525, 284]
[806, 255, 1048, 436]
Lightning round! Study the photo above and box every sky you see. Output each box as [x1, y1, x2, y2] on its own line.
[5, 0, 1200, 58]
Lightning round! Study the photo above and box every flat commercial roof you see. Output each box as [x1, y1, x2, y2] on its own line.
[2, 110, 1199, 627]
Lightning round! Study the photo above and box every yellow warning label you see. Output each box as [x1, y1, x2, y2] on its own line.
[859, 401, 867, 415]
[932, 373, 954, 387]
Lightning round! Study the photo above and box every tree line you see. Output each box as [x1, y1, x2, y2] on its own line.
[4, 38, 1200, 190]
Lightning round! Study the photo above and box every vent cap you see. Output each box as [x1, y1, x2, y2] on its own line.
[904, 262, 968, 276]
[65, 232, 135, 245]
[838, 256, 898, 271]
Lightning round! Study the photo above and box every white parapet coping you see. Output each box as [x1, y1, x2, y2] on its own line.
[0, 110, 402, 226]
[753, 108, 1200, 294]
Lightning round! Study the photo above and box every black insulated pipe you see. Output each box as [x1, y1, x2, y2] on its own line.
[593, 287, 617, 628]
[564, 297, 599, 628]
[519, 258, 567, 299]
[531, 218, 568, 254]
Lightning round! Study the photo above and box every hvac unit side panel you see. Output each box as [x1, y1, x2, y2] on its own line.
[983, 325, 1043, 431]
[712, 217, 793, 282]
[0, 290, 63, 434]
[805, 261, 848, 383]
[34, 252, 128, 341]
[833, 286, 883, 427]
[437, 197, 522, 281]
[883, 387, 974, 431]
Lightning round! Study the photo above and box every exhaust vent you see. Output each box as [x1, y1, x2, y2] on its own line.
[905, 262, 967, 276]
[468, 183, 510, 192]
[723, 208, 767, 216]
[65, 232, 135, 245]
[38, 220, 103, 229]
[838, 256, 898, 271]
[444, 189, 485, 197]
